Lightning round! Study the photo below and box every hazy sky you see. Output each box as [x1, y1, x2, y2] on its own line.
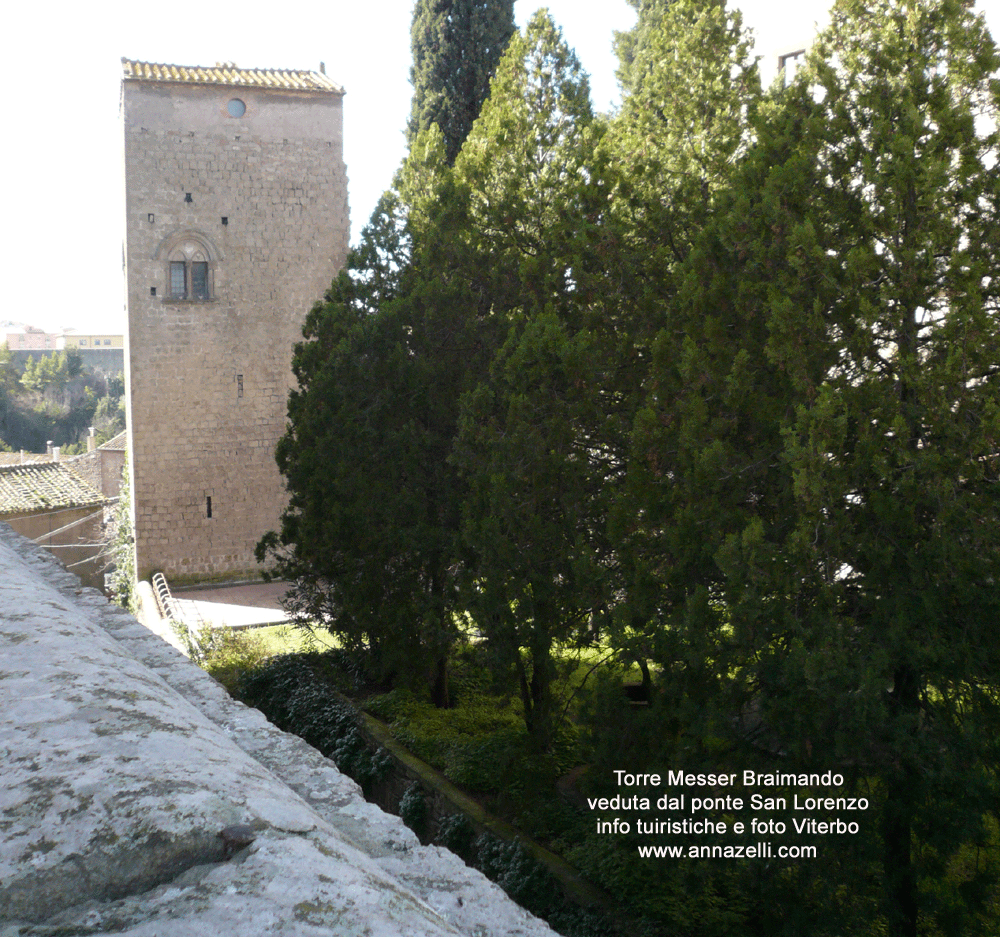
[3, 0, 997, 335]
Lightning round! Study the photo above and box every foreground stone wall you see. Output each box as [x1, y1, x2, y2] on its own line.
[0, 522, 552, 935]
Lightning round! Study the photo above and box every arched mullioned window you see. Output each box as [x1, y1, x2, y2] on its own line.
[154, 231, 221, 301]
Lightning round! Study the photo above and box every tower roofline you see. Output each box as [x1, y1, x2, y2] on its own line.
[120, 58, 344, 95]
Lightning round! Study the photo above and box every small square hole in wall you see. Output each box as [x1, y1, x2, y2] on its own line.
[150, 287, 156, 296]
[147, 213, 155, 223]
[221, 216, 228, 226]
[185, 193, 193, 203]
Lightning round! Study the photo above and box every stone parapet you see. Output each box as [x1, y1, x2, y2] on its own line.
[0, 523, 552, 936]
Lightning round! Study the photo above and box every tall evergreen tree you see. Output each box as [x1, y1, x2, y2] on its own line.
[613, 0, 671, 95]
[408, 0, 515, 164]
[602, 0, 761, 688]
[620, 1, 1000, 933]
[257, 130, 497, 708]
[608, 0, 759, 280]
[453, 10, 609, 751]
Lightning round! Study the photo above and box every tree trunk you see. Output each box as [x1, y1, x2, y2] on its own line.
[884, 664, 919, 937]
[428, 563, 450, 708]
[527, 642, 555, 753]
[431, 652, 450, 709]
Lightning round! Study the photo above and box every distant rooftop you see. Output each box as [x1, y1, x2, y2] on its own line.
[121, 59, 343, 94]
[0, 463, 105, 516]
[0, 453, 51, 468]
[99, 431, 127, 452]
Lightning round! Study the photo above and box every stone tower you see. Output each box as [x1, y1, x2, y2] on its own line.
[121, 60, 348, 584]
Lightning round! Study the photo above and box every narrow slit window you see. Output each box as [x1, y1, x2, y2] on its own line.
[206, 496, 212, 518]
[237, 374, 244, 398]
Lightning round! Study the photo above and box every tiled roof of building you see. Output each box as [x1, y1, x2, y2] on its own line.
[0, 453, 51, 467]
[121, 59, 343, 94]
[99, 431, 128, 452]
[0, 463, 105, 516]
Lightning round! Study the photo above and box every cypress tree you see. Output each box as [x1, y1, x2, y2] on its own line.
[621, 1, 1000, 932]
[453, 10, 606, 752]
[407, 0, 515, 164]
[613, 0, 671, 94]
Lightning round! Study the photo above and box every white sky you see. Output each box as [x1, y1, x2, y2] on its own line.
[3, 0, 997, 335]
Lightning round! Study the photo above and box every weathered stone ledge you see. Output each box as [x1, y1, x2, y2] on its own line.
[0, 523, 553, 936]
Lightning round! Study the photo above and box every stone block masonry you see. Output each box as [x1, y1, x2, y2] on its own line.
[0, 521, 553, 935]
[122, 64, 350, 582]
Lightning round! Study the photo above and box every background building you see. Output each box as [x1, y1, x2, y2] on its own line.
[0, 460, 107, 590]
[3, 324, 125, 374]
[121, 60, 349, 583]
[57, 331, 126, 374]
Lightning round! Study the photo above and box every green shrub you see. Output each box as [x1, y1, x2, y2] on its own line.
[564, 832, 746, 937]
[435, 813, 475, 857]
[175, 623, 272, 695]
[107, 459, 136, 613]
[369, 691, 526, 793]
[364, 688, 423, 723]
[471, 832, 623, 937]
[238, 653, 392, 792]
[399, 782, 429, 838]
[442, 727, 526, 792]
[475, 834, 560, 918]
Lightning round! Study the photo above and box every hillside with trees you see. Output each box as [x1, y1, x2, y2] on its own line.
[257, 1, 1000, 934]
[0, 346, 125, 454]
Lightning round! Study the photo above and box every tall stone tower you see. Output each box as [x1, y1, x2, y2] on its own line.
[121, 60, 348, 584]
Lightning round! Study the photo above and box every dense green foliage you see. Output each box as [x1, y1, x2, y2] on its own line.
[174, 622, 272, 695]
[408, 0, 515, 164]
[452, 11, 610, 753]
[611, 3, 1000, 934]
[261, 1, 1000, 933]
[0, 347, 125, 453]
[238, 652, 395, 791]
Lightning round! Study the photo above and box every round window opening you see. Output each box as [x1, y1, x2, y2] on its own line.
[227, 99, 246, 118]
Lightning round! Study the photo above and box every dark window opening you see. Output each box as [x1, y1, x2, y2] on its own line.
[206, 496, 212, 518]
[166, 256, 213, 301]
[237, 374, 244, 398]
[191, 262, 209, 299]
[170, 261, 186, 298]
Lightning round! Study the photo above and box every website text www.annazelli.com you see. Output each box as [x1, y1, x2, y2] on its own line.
[638, 843, 818, 859]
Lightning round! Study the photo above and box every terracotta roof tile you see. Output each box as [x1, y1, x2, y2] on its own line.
[121, 59, 343, 94]
[99, 431, 128, 452]
[0, 463, 106, 516]
[0, 453, 51, 467]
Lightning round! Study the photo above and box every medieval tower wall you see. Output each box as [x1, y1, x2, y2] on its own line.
[121, 61, 348, 583]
